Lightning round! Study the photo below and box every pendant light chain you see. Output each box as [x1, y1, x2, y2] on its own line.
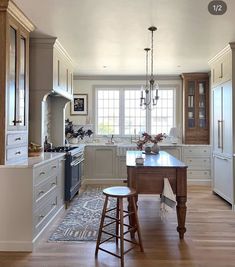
[140, 26, 159, 109]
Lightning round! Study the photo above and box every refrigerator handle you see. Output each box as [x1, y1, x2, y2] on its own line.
[221, 120, 224, 151]
[218, 120, 222, 149]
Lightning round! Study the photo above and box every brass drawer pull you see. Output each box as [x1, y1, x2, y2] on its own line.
[38, 190, 44, 195]
[39, 171, 45, 176]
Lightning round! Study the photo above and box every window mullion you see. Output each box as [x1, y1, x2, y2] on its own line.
[120, 88, 124, 136]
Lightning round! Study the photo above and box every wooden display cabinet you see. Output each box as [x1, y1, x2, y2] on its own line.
[181, 73, 209, 144]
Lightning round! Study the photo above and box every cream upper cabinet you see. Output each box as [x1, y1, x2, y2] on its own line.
[209, 45, 232, 87]
[0, 0, 35, 164]
[30, 37, 73, 100]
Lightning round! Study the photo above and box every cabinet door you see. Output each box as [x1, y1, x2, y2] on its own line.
[8, 26, 17, 129]
[222, 81, 232, 156]
[212, 86, 222, 154]
[213, 155, 233, 203]
[17, 35, 27, 129]
[7, 24, 28, 131]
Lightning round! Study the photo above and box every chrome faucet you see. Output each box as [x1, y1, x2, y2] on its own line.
[111, 134, 114, 144]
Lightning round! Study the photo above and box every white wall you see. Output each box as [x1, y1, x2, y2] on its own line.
[65, 76, 183, 135]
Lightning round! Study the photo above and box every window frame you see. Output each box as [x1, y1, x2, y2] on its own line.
[94, 84, 179, 137]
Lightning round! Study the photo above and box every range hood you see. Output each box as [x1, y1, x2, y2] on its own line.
[29, 36, 74, 147]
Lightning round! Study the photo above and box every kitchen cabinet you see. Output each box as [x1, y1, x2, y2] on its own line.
[209, 43, 235, 206]
[213, 155, 233, 203]
[182, 145, 211, 185]
[29, 37, 73, 100]
[160, 146, 181, 160]
[212, 82, 232, 157]
[181, 73, 209, 144]
[0, 153, 65, 251]
[85, 145, 118, 182]
[210, 49, 231, 87]
[0, 0, 34, 164]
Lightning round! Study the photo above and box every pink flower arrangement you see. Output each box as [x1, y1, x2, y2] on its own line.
[137, 132, 166, 150]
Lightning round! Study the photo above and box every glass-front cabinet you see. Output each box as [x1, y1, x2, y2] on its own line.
[0, 1, 34, 164]
[8, 24, 28, 131]
[182, 73, 209, 144]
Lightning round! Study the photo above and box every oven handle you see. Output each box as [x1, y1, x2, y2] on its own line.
[70, 158, 84, 167]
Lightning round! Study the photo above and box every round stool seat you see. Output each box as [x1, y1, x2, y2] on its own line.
[103, 186, 137, 198]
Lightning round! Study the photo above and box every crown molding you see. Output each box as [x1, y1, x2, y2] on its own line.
[7, 0, 35, 32]
[208, 43, 235, 65]
[74, 75, 181, 81]
[30, 37, 73, 65]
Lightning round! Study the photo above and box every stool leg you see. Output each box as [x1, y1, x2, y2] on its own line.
[116, 198, 119, 245]
[95, 195, 109, 257]
[131, 196, 144, 252]
[119, 197, 124, 267]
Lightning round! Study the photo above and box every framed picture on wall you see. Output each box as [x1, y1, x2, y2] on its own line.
[71, 94, 88, 115]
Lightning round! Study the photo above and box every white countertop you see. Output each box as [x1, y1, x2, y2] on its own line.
[0, 152, 65, 169]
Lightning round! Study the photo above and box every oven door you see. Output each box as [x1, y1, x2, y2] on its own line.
[65, 151, 84, 203]
[71, 154, 84, 190]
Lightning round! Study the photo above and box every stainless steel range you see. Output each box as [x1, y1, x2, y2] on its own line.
[45, 145, 84, 206]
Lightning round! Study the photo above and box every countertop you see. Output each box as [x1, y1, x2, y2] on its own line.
[126, 150, 187, 168]
[0, 152, 65, 169]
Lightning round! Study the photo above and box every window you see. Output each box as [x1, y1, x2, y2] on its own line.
[124, 90, 146, 135]
[95, 86, 176, 136]
[151, 89, 175, 134]
[96, 89, 119, 135]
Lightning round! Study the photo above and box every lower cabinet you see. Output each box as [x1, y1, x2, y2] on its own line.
[160, 146, 182, 160]
[213, 155, 233, 203]
[0, 154, 65, 251]
[182, 145, 211, 184]
[85, 146, 117, 181]
[84, 144, 212, 186]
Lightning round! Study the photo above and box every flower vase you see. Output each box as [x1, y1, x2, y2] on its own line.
[151, 143, 160, 154]
[144, 145, 152, 154]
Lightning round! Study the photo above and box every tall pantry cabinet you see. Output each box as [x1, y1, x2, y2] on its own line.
[208, 43, 235, 207]
[0, 0, 34, 164]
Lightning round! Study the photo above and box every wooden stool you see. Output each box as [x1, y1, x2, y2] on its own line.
[95, 186, 144, 267]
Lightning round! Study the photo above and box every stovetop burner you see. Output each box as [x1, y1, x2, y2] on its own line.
[45, 146, 78, 153]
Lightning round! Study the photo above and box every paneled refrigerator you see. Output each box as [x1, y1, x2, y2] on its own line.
[212, 80, 233, 203]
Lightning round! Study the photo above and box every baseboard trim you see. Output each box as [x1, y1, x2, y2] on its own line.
[0, 241, 33, 252]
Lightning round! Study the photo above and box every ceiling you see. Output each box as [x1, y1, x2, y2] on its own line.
[14, 0, 235, 76]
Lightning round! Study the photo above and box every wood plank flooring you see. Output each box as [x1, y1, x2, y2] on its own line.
[1, 185, 235, 267]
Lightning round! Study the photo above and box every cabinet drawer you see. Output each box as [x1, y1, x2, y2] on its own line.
[34, 175, 58, 206]
[33, 192, 58, 237]
[187, 170, 211, 179]
[6, 146, 27, 161]
[34, 160, 58, 185]
[184, 157, 210, 169]
[183, 147, 211, 157]
[7, 133, 27, 146]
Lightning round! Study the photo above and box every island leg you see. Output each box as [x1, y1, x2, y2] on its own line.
[176, 196, 187, 239]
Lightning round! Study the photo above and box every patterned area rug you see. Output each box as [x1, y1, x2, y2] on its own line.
[49, 187, 116, 242]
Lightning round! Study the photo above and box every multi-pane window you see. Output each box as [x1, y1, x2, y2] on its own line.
[124, 90, 146, 135]
[95, 86, 176, 136]
[97, 90, 119, 135]
[151, 89, 175, 134]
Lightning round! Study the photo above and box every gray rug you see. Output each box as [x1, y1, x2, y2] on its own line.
[49, 187, 116, 242]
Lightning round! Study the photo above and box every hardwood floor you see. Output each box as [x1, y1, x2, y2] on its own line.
[1, 185, 235, 267]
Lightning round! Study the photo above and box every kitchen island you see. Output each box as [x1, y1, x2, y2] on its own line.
[126, 150, 188, 239]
